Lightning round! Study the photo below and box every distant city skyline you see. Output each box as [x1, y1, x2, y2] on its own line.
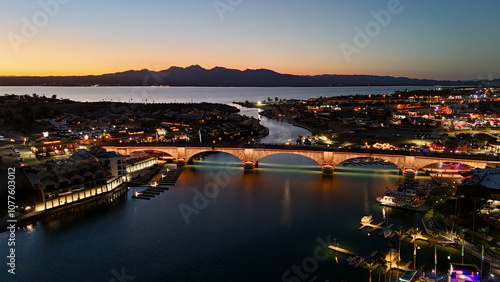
[2, 0, 499, 80]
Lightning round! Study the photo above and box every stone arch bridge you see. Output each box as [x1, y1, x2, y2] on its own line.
[101, 144, 500, 176]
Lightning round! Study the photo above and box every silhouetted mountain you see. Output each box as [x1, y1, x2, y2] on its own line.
[0, 65, 494, 87]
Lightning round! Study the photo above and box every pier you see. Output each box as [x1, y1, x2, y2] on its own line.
[409, 231, 428, 244]
[384, 260, 413, 274]
[358, 217, 395, 237]
[328, 243, 414, 274]
[132, 168, 183, 200]
[328, 245, 378, 268]
[358, 220, 385, 232]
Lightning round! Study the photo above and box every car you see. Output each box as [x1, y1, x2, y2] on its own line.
[19, 157, 24, 161]
[8, 153, 13, 156]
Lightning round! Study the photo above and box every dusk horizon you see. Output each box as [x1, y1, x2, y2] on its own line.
[3, 1, 499, 80]
[1, 64, 498, 83]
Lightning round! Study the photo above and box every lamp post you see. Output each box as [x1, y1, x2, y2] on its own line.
[459, 227, 467, 265]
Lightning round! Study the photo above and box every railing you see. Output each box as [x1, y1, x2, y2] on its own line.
[101, 142, 500, 162]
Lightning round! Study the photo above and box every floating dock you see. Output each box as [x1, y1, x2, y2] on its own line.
[132, 168, 183, 200]
[328, 244, 378, 268]
[384, 260, 412, 274]
[359, 217, 396, 237]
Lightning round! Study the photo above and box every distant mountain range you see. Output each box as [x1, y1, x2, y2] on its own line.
[1, 65, 498, 87]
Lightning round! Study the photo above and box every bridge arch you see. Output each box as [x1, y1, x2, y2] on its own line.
[413, 158, 484, 172]
[331, 153, 405, 174]
[255, 152, 322, 171]
[186, 150, 245, 166]
[334, 156, 401, 172]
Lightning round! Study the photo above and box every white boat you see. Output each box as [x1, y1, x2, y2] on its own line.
[376, 189, 428, 212]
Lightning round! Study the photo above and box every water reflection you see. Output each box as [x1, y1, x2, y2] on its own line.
[3, 149, 484, 281]
[281, 178, 292, 227]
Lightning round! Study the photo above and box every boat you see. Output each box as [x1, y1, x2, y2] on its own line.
[383, 229, 393, 238]
[346, 256, 365, 268]
[376, 189, 429, 212]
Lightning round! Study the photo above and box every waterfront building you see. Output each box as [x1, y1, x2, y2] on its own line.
[461, 167, 500, 197]
[71, 148, 127, 177]
[126, 155, 158, 174]
[37, 158, 107, 200]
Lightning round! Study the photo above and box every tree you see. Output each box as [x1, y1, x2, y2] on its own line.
[479, 226, 488, 276]
[395, 228, 406, 279]
[444, 137, 459, 153]
[431, 231, 440, 274]
[364, 261, 379, 282]
[408, 227, 419, 270]
[456, 183, 491, 243]
[384, 240, 395, 281]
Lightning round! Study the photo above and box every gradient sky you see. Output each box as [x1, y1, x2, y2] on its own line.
[1, 0, 499, 80]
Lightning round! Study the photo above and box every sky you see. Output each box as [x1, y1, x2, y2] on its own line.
[1, 0, 499, 80]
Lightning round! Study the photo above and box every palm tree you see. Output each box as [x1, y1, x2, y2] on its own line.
[375, 257, 385, 282]
[395, 227, 406, 279]
[456, 183, 491, 243]
[431, 231, 440, 274]
[365, 261, 379, 282]
[478, 226, 488, 276]
[380, 248, 389, 282]
[384, 240, 395, 282]
[408, 227, 418, 270]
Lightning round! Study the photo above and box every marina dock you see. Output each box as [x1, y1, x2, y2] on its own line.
[409, 231, 428, 244]
[384, 260, 413, 274]
[328, 243, 413, 273]
[132, 168, 183, 200]
[358, 216, 395, 237]
[328, 244, 378, 268]
[358, 220, 385, 231]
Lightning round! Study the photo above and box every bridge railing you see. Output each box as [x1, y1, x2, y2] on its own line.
[99, 142, 500, 162]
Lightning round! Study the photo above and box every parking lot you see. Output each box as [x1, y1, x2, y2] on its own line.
[0, 135, 41, 215]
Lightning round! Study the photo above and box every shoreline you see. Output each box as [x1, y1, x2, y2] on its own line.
[0, 182, 129, 232]
[0, 165, 164, 233]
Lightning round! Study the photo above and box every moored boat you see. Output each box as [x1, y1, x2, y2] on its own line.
[376, 189, 428, 212]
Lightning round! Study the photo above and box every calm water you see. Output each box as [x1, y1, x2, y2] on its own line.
[0, 85, 436, 104]
[0, 155, 482, 282]
[0, 86, 481, 281]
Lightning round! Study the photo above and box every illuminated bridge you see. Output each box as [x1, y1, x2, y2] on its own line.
[100, 143, 500, 176]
